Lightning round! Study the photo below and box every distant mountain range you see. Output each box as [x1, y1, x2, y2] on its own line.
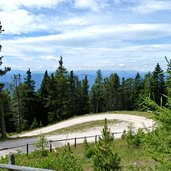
[0, 70, 146, 91]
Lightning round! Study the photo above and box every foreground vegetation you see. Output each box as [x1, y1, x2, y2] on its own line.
[1, 100, 171, 170]
[0, 123, 156, 171]
[0, 139, 156, 171]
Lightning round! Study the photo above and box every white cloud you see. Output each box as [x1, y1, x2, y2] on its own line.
[44, 55, 58, 61]
[75, 0, 99, 11]
[1, 0, 171, 71]
[61, 17, 89, 26]
[134, 0, 171, 13]
[0, 10, 45, 34]
[4, 23, 171, 46]
[0, 0, 65, 11]
[74, 0, 109, 12]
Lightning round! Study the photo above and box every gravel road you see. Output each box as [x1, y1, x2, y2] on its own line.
[0, 113, 154, 157]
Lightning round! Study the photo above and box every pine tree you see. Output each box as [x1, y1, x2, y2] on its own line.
[103, 73, 120, 111]
[123, 78, 134, 110]
[46, 73, 59, 122]
[151, 63, 166, 106]
[74, 76, 83, 115]
[0, 22, 11, 138]
[21, 68, 37, 129]
[142, 71, 152, 97]
[47, 57, 69, 122]
[55, 56, 69, 119]
[132, 73, 143, 109]
[165, 56, 171, 98]
[119, 77, 126, 110]
[93, 118, 121, 170]
[37, 70, 50, 126]
[10, 74, 23, 132]
[67, 70, 78, 117]
[90, 70, 105, 113]
[80, 75, 90, 114]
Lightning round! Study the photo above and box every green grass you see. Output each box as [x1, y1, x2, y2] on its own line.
[109, 110, 154, 118]
[71, 139, 156, 170]
[48, 119, 122, 135]
[48, 110, 153, 135]
[0, 139, 156, 171]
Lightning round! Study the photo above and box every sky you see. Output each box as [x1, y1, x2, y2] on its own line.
[1, 0, 171, 72]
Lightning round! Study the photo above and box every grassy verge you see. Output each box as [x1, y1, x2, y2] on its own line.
[48, 119, 122, 135]
[109, 110, 154, 118]
[7, 110, 153, 138]
[0, 139, 156, 171]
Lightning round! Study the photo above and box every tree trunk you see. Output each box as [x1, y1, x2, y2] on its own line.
[0, 102, 7, 138]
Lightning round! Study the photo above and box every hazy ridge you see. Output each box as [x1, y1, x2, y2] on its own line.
[0, 70, 146, 91]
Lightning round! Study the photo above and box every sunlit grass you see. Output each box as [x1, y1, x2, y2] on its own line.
[0, 139, 156, 171]
[47, 119, 121, 135]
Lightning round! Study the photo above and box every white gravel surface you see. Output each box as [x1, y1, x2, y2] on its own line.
[0, 113, 154, 157]
[17, 113, 154, 137]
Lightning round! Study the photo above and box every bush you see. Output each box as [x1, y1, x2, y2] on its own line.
[84, 137, 96, 158]
[51, 147, 83, 171]
[35, 134, 48, 156]
[122, 126, 145, 147]
[93, 118, 121, 171]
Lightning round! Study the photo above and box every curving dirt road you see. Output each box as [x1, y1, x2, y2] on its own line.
[0, 113, 154, 157]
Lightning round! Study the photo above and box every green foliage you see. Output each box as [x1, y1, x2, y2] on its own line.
[122, 126, 145, 147]
[83, 119, 122, 170]
[6, 56, 170, 134]
[143, 128, 171, 170]
[93, 118, 121, 171]
[0, 138, 158, 170]
[35, 134, 48, 156]
[90, 70, 105, 113]
[93, 150, 121, 171]
[83, 137, 96, 158]
[37, 70, 50, 126]
[53, 147, 83, 171]
[80, 75, 90, 114]
[150, 63, 166, 106]
[30, 118, 39, 130]
[140, 95, 171, 170]
[0, 22, 11, 138]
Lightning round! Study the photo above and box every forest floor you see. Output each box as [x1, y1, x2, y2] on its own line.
[0, 112, 154, 157]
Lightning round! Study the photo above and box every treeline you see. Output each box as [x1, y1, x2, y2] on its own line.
[4, 57, 167, 133]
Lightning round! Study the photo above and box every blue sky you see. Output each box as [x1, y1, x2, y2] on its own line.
[1, 0, 171, 72]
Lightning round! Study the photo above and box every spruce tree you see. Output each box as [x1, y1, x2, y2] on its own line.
[37, 70, 50, 126]
[11, 74, 23, 132]
[142, 71, 152, 97]
[21, 68, 36, 129]
[47, 57, 69, 122]
[93, 119, 121, 170]
[103, 73, 120, 111]
[67, 70, 78, 117]
[46, 73, 59, 122]
[80, 75, 90, 114]
[0, 22, 10, 138]
[165, 56, 171, 98]
[151, 63, 166, 106]
[90, 70, 105, 113]
[123, 78, 134, 110]
[132, 73, 143, 109]
[55, 56, 68, 119]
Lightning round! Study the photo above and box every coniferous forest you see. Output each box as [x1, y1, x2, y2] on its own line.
[1, 19, 171, 170]
[1, 55, 169, 134]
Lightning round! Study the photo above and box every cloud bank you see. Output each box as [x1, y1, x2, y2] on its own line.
[0, 0, 171, 71]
